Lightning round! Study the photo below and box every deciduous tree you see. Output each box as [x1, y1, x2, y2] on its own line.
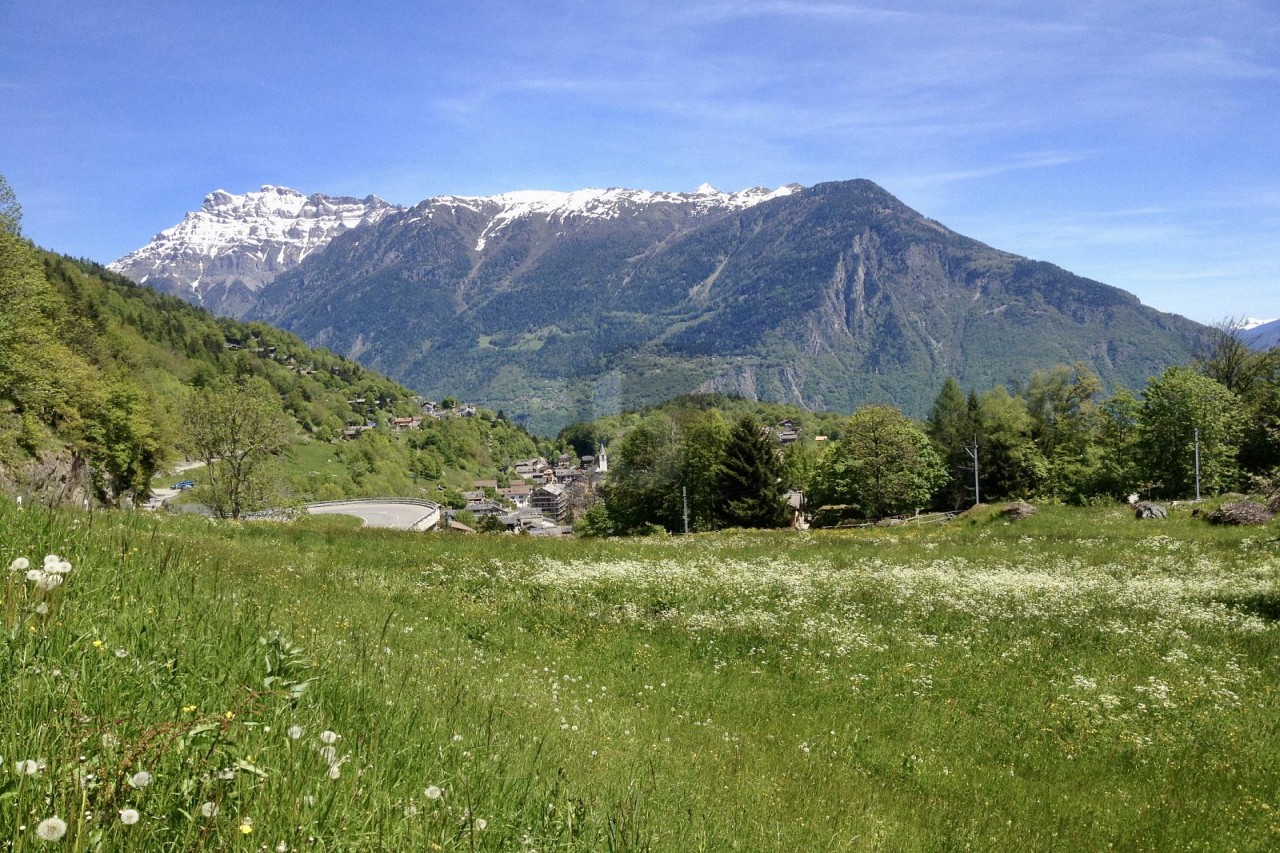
[811, 405, 945, 519]
[185, 377, 293, 518]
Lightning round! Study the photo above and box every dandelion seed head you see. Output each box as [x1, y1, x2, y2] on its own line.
[475, 818, 487, 830]
[318, 746, 337, 765]
[114, 648, 128, 659]
[119, 808, 140, 825]
[36, 573, 63, 591]
[128, 770, 152, 788]
[43, 554, 60, 568]
[326, 765, 341, 780]
[424, 785, 443, 800]
[9, 557, 29, 572]
[15, 759, 42, 775]
[318, 730, 339, 745]
[287, 725, 304, 740]
[36, 816, 67, 841]
[200, 801, 219, 818]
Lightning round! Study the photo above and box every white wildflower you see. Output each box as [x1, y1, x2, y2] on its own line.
[36, 573, 64, 591]
[36, 816, 68, 841]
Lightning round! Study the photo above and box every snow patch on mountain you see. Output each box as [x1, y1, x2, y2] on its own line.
[110, 181, 803, 305]
[108, 186, 400, 298]
[441, 184, 800, 252]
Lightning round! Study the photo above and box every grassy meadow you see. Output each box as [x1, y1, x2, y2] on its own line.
[2, 499, 1278, 850]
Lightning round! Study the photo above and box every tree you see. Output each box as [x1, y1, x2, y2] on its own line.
[0, 174, 21, 236]
[1090, 388, 1142, 499]
[926, 378, 978, 509]
[1024, 363, 1103, 502]
[1196, 318, 1269, 396]
[976, 387, 1046, 500]
[811, 405, 945, 519]
[1137, 366, 1243, 499]
[601, 414, 683, 533]
[184, 377, 294, 518]
[676, 409, 730, 531]
[713, 414, 789, 528]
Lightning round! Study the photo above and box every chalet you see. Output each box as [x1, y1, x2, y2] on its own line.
[497, 484, 531, 508]
[464, 500, 507, 518]
[553, 466, 580, 484]
[473, 479, 498, 490]
[392, 417, 422, 430]
[512, 457, 551, 480]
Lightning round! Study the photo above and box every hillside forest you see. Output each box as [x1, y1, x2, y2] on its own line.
[0, 179, 540, 510]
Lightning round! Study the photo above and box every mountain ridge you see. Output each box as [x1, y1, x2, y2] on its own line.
[113, 178, 1208, 433]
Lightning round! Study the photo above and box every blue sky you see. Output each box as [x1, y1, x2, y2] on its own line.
[3, 0, 1277, 323]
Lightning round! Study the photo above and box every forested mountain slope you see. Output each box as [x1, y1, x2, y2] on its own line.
[0, 226, 424, 504]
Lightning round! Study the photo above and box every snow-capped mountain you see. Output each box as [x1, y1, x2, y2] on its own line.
[110, 183, 800, 315]
[422, 184, 800, 251]
[108, 185, 401, 316]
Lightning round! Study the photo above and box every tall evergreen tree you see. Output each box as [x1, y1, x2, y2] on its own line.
[714, 415, 789, 529]
[926, 378, 977, 508]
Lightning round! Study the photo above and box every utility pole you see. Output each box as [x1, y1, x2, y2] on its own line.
[963, 434, 980, 506]
[682, 485, 690, 535]
[1194, 428, 1201, 501]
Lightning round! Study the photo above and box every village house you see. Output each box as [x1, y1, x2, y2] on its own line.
[531, 483, 568, 522]
[497, 483, 531, 508]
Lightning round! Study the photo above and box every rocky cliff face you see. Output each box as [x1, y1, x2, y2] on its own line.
[108, 186, 400, 316]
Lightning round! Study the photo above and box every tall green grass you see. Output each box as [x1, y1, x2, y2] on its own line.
[3, 500, 1278, 850]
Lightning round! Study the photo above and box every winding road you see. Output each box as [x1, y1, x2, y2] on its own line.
[305, 500, 441, 531]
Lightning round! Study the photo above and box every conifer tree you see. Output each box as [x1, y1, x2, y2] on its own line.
[714, 414, 789, 529]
